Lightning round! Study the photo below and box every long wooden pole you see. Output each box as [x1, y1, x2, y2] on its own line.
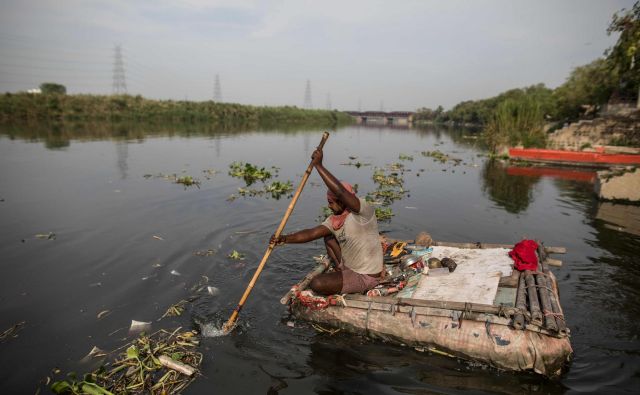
[222, 132, 330, 333]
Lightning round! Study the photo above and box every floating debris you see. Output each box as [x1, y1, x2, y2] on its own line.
[152, 235, 164, 241]
[161, 300, 187, 319]
[97, 310, 111, 320]
[0, 321, 25, 342]
[226, 194, 237, 202]
[51, 329, 202, 395]
[399, 153, 414, 161]
[227, 250, 245, 260]
[202, 169, 218, 180]
[35, 232, 56, 240]
[286, 321, 295, 328]
[81, 346, 107, 363]
[89, 282, 102, 288]
[193, 249, 216, 257]
[207, 286, 220, 296]
[128, 320, 151, 334]
[170, 270, 181, 276]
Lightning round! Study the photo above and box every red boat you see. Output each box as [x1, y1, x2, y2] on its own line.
[509, 147, 640, 166]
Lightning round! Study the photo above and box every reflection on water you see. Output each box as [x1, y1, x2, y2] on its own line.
[482, 159, 541, 213]
[595, 202, 640, 237]
[0, 122, 638, 394]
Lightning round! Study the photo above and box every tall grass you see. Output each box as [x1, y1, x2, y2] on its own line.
[483, 96, 546, 153]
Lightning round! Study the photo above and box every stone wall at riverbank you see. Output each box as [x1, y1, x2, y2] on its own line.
[547, 110, 640, 151]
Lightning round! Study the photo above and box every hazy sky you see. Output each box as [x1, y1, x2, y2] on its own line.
[0, 0, 635, 110]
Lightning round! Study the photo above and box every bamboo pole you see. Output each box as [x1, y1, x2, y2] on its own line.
[344, 294, 518, 317]
[524, 271, 543, 326]
[432, 241, 566, 254]
[537, 243, 567, 336]
[386, 238, 567, 254]
[535, 273, 558, 332]
[513, 271, 527, 330]
[222, 132, 330, 333]
[280, 263, 326, 305]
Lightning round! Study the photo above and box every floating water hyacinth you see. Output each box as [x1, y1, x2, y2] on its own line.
[51, 329, 202, 394]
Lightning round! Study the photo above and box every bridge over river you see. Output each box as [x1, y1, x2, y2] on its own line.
[346, 111, 415, 125]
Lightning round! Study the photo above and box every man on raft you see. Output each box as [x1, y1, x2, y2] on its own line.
[271, 147, 384, 295]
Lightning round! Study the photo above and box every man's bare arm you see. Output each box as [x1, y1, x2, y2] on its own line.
[311, 148, 361, 213]
[271, 225, 331, 245]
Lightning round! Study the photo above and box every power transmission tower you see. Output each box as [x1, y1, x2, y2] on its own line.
[112, 45, 127, 95]
[358, 98, 362, 112]
[214, 74, 222, 101]
[379, 100, 385, 112]
[303, 79, 312, 109]
[325, 92, 332, 110]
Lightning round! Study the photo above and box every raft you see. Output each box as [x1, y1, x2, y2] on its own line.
[282, 239, 573, 378]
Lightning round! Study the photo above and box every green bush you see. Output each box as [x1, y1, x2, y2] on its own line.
[39, 83, 66, 95]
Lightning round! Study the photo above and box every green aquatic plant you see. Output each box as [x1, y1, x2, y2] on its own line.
[228, 250, 245, 260]
[264, 180, 294, 199]
[228, 162, 273, 185]
[398, 153, 413, 161]
[372, 168, 403, 187]
[51, 330, 201, 395]
[375, 207, 394, 221]
[175, 175, 200, 187]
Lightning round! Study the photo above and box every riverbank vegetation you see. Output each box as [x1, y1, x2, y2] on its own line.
[416, 2, 639, 152]
[0, 92, 353, 128]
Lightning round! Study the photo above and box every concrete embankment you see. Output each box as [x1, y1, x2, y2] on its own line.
[595, 168, 640, 203]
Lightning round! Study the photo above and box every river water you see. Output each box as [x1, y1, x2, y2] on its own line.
[0, 123, 638, 394]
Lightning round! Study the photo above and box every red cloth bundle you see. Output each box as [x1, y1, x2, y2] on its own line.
[509, 239, 539, 271]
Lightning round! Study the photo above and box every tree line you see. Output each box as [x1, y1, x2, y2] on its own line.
[415, 2, 639, 151]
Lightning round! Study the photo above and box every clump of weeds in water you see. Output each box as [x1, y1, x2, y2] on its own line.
[228, 162, 275, 185]
[375, 207, 394, 221]
[228, 250, 245, 260]
[50, 329, 202, 395]
[264, 180, 293, 199]
[421, 150, 462, 165]
[143, 173, 200, 188]
[372, 168, 403, 187]
[175, 175, 200, 188]
[398, 153, 413, 161]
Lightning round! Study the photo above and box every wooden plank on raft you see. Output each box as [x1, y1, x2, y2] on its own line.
[411, 271, 502, 305]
